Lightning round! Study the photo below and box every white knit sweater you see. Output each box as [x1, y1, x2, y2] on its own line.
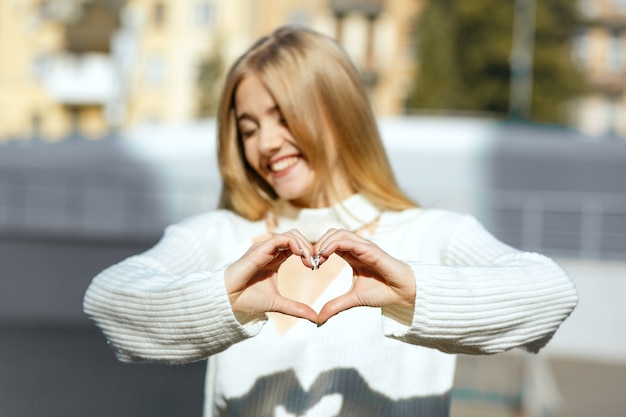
[83, 194, 578, 417]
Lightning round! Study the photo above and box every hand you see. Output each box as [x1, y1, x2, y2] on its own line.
[314, 229, 416, 325]
[224, 230, 318, 324]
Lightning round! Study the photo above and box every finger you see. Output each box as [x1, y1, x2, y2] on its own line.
[317, 292, 360, 325]
[278, 229, 319, 269]
[281, 229, 315, 264]
[267, 232, 310, 260]
[314, 227, 340, 251]
[315, 228, 369, 253]
[272, 296, 319, 324]
[314, 229, 360, 266]
[314, 227, 359, 248]
[317, 236, 375, 269]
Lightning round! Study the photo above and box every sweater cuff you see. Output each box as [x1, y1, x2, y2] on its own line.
[234, 312, 268, 330]
[94, 265, 268, 363]
[381, 304, 414, 336]
[380, 262, 457, 347]
[212, 265, 267, 339]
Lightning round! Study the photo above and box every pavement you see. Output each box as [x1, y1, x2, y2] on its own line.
[0, 324, 206, 417]
[452, 352, 626, 417]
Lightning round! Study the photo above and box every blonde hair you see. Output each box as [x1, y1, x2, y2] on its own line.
[217, 26, 416, 220]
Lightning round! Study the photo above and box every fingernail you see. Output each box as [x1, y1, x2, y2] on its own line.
[318, 248, 327, 256]
[310, 255, 320, 270]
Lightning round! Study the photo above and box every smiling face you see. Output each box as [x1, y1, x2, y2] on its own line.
[235, 73, 330, 208]
[217, 27, 415, 220]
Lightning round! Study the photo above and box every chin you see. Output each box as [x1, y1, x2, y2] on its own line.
[273, 190, 309, 206]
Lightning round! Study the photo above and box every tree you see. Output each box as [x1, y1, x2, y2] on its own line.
[406, 0, 585, 124]
[196, 47, 225, 118]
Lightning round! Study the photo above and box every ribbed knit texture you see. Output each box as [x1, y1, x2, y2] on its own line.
[83, 195, 578, 416]
[83, 212, 266, 363]
[381, 215, 578, 354]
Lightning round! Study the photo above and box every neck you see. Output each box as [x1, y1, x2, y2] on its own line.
[288, 169, 355, 209]
[269, 193, 381, 242]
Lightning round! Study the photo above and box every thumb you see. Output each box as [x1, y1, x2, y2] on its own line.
[317, 292, 360, 326]
[273, 295, 319, 325]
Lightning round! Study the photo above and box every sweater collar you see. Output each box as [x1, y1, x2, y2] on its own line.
[270, 194, 381, 242]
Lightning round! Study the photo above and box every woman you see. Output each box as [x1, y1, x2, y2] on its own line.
[84, 27, 578, 416]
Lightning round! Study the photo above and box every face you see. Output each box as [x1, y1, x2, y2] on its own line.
[235, 72, 356, 208]
[235, 73, 318, 207]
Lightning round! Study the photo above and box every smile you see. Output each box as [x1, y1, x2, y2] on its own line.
[269, 156, 299, 173]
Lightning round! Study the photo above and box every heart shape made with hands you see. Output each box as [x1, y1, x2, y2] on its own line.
[234, 225, 414, 332]
[270, 252, 350, 334]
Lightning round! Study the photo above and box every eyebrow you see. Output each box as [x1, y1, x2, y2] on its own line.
[236, 112, 254, 123]
[236, 105, 281, 122]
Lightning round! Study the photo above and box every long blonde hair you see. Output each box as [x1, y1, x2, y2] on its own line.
[217, 26, 416, 220]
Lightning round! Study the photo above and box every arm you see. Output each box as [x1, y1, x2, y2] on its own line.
[83, 216, 265, 364]
[382, 215, 578, 354]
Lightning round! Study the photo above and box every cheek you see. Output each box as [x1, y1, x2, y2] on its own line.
[242, 141, 260, 170]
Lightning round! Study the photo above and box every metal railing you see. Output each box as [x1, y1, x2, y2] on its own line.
[485, 189, 626, 260]
[0, 168, 218, 242]
[2, 166, 625, 260]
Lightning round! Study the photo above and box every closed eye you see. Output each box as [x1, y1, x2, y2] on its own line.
[240, 128, 256, 139]
[237, 116, 257, 139]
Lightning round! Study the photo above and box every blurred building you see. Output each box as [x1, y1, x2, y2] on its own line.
[0, 0, 422, 143]
[0, 0, 122, 142]
[573, 0, 626, 137]
[7, 0, 626, 143]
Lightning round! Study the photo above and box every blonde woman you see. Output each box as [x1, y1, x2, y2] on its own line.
[84, 27, 577, 416]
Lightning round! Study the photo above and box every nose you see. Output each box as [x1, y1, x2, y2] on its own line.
[258, 123, 283, 154]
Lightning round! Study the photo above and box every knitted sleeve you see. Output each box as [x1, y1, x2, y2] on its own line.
[83, 214, 265, 364]
[381, 215, 578, 354]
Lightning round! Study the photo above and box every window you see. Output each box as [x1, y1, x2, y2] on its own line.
[193, 1, 215, 27]
[144, 111, 162, 125]
[572, 28, 590, 69]
[31, 54, 50, 79]
[608, 94, 624, 135]
[611, 0, 626, 13]
[38, 0, 52, 18]
[152, 1, 166, 27]
[31, 112, 42, 138]
[607, 29, 625, 74]
[577, 0, 598, 18]
[145, 55, 166, 86]
[287, 10, 309, 28]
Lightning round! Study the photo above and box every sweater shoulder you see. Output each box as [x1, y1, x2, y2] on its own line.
[140, 209, 264, 270]
[175, 209, 242, 229]
[382, 206, 471, 236]
[376, 207, 472, 263]
[169, 209, 265, 251]
[172, 209, 260, 235]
